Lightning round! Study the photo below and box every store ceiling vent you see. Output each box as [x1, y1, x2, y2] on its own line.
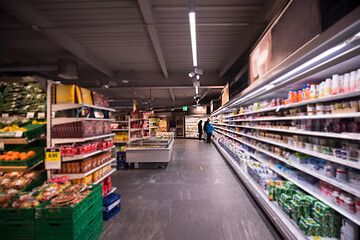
[57, 58, 78, 80]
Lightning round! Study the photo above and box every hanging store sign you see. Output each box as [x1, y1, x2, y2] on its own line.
[221, 83, 229, 106]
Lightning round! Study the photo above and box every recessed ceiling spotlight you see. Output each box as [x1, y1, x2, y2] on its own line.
[122, 79, 129, 84]
[196, 74, 200, 80]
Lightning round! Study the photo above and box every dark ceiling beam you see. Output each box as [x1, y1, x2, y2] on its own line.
[154, 5, 263, 11]
[169, 88, 176, 102]
[0, 0, 115, 78]
[88, 86, 224, 91]
[218, 0, 288, 77]
[0, 48, 36, 64]
[137, 0, 169, 78]
[199, 88, 211, 101]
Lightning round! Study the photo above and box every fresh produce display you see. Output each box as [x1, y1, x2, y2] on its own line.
[47, 183, 92, 207]
[0, 124, 28, 133]
[0, 179, 71, 209]
[0, 171, 41, 194]
[0, 150, 36, 161]
[0, 82, 46, 113]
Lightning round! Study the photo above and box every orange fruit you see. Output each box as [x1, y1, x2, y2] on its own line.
[0, 155, 6, 160]
[5, 156, 11, 161]
[6, 151, 14, 156]
[27, 151, 36, 157]
[20, 154, 28, 161]
[10, 156, 18, 161]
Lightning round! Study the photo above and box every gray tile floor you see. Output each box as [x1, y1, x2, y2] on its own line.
[100, 139, 281, 240]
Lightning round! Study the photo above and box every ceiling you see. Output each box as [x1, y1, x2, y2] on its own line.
[0, 0, 287, 110]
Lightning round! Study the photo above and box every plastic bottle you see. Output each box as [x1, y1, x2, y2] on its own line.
[305, 86, 311, 100]
[332, 74, 340, 95]
[345, 196, 356, 212]
[325, 78, 332, 96]
[339, 193, 346, 207]
[319, 82, 325, 98]
[350, 71, 357, 92]
[332, 190, 339, 204]
[356, 69, 360, 90]
[310, 84, 316, 100]
[344, 73, 350, 93]
[339, 75, 344, 93]
[316, 84, 320, 99]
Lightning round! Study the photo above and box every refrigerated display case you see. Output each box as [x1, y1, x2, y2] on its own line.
[210, 16, 360, 240]
[185, 115, 209, 138]
[126, 136, 174, 167]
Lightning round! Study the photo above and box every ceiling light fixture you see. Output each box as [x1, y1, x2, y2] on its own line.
[189, 0, 197, 67]
[195, 86, 199, 94]
[122, 79, 129, 84]
[189, 71, 195, 78]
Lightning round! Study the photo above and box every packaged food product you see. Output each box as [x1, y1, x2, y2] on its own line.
[54, 84, 76, 104]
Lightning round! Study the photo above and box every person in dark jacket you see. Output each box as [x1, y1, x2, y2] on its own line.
[198, 120, 203, 141]
[205, 121, 214, 143]
[203, 118, 209, 141]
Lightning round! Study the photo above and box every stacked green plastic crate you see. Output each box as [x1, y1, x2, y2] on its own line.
[35, 184, 103, 240]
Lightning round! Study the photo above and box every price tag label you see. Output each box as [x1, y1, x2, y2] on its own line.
[0, 142, 4, 150]
[15, 131, 23, 138]
[2, 113, 9, 118]
[45, 148, 61, 169]
[26, 112, 35, 119]
[37, 112, 45, 119]
[276, 106, 281, 112]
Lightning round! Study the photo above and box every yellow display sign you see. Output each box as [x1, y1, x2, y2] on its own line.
[45, 148, 61, 169]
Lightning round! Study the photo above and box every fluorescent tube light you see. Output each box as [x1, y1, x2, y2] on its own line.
[189, 12, 197, 67]
[195, 86, 199, 94]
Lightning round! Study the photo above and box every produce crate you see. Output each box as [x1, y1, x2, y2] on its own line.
[0, 147, 44, 167]
[35, 199, 102, 240]
[116, 159, 128, 170]
[0, 220, 35, 240]
[0, 207, 36, 221]
[35, 184, 102, 221]
[77, 211, 103, 240]
[22, 171, 47, 192]
[0, 123, 45, 140]
[103, 193, 121, 220]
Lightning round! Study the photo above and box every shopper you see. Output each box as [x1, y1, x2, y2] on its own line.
[205, 121, 214, 143]
[198, 120, 203, 141]
[203, 118, 209, 141]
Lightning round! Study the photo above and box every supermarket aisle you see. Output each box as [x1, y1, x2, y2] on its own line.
[100, 139, 280, 240]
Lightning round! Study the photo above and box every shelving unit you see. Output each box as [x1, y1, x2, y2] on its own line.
[53, 158, 116, 180]
[52, 133, 115, 144]
[62, 146, 115, 162]
[129, 117, 149, 142]
[47, 81, 117, 196]
[185, 115, 208, 138]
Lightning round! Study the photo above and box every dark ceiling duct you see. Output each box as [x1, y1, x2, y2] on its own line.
[57, 58, 78, 80]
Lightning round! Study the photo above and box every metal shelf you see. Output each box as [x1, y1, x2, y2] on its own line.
[93, 169, 116, 184]
[238, 125, 360, 141]
[215, 126, 360, 169]
[114, 141, 127, 144]
[221, 91, 360, 118]
[52, 103, 115, 112]
[52, 117, 114, 125]
[214, 129, 360, 197]
[105, 187, 117, 197]
[130, 118, 148, 121]
[53, 158, 116, 180]
[111, 129, 128, 131]
[52, 133, 115, 144]
[223, 112, 360, 122]
[62, 146, 115, 162]
[114, 121, 128, 123]
[130, 128, 149, 131]
[212, 140, 308, 240]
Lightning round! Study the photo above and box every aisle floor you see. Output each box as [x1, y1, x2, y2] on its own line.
[101, 139, 280, 240]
